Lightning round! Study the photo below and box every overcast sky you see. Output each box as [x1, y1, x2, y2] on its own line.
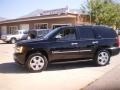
[0, 0, 88, 19]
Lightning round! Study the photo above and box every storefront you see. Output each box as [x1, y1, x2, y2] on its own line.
[0, 7, 90, 36]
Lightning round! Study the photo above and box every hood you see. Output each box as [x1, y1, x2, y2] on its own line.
[2, 34, 16, 37]
[16, 38, 48, 46]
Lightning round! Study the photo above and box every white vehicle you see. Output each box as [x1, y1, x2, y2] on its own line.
[1, 29, 28, 43]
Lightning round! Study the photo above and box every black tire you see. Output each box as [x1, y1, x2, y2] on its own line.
[25, 53, 48, 72]
[94, 50, 110, 66]
[10, 38, 17, 44]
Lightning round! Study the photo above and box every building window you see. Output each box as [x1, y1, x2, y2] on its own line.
[8, 26, 18, 34]
[34, 23, 48, 29]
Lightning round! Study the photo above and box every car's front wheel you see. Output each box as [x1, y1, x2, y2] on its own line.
[26, 53, 48, 72]
[95, 50, 110, 66]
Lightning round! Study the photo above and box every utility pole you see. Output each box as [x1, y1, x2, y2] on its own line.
[88, 0, 92, 24]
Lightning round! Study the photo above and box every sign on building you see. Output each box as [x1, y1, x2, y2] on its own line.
[40, 7, 69, 16]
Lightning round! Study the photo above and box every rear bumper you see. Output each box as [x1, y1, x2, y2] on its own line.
[108, 47, 120, 56]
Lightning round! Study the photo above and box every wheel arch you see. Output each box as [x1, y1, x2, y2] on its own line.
[25, 49, 49, 63]
[10, 37, 17, 43]
[11, 37, 17, 40]
[94, 46, 112, 57]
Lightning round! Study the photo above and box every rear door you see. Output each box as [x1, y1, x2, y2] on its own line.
[76, 26, 98, 58]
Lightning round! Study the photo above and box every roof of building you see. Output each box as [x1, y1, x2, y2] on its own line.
[0, 7, 89, 24]
[0, 13, 77, 24]
[20, 9, 43, 18]
[0, 17, 6, 21]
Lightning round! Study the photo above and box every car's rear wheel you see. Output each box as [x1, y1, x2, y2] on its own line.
[95, 50, 110, 66]
[26, 53, 48, 72]
[11, 38, 17, 44]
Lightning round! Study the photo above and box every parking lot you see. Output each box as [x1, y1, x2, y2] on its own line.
[0, 40, 120, 90]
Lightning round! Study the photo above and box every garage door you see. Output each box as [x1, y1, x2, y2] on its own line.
[20, 24, 29, 30]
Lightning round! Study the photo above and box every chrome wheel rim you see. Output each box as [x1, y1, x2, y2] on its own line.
[30, 56, 45, 71]
[97, 52, 109, 65]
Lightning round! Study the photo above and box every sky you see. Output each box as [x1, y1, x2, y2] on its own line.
[0, 0, 88, 19]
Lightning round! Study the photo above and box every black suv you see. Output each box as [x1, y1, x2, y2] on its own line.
[14, 25, 120, 72]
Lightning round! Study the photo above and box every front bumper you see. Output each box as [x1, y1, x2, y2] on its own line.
[1, 38, 9, 42]
[14, 53, 26, 65]
[1, 36, 10, 42]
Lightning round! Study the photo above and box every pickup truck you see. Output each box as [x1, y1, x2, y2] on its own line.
[1, 29, 28, 43]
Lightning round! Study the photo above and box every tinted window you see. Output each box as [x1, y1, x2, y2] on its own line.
[78, 27, 94, 39]
[94, 27, 117, 38]
[23, 31, 28, 34]
[55, 28, 76, 40]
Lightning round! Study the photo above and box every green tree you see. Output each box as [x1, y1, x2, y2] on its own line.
[87, 0, 120, 28]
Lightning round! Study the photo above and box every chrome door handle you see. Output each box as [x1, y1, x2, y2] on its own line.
[92, 41, 98, 44]
[71, 43, 78, 46]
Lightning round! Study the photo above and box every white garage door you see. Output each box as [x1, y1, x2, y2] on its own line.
[20, 24, 29, 30]
[1, 26, 7, 35]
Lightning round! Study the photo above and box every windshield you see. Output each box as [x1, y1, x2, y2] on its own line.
[43, 28, 59, 39]
[12, 31, 19, 35]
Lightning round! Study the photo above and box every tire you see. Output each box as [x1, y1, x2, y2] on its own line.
[94, 50, 110, 66]
[10, 38, 17, 44]
[26, 53, 48, 72]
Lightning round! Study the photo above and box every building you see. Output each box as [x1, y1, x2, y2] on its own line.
[0, 7, 90, 36]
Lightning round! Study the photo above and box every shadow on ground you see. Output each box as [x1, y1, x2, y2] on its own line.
[0, 61, 96, 74]
[0, 62, 27, 74]
[47, 61, 96, 71]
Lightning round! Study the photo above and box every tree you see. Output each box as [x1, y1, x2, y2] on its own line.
[87, 0, 120, 28]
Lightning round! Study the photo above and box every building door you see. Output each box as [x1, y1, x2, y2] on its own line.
[20, 24, 29, 30]
[1, 26, 7, 35]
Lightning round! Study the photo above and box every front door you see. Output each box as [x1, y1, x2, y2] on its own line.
[50, 27, 80, 61]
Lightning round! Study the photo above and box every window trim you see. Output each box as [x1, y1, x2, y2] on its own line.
[8, 26, 18, 34]
[34, 23, 48, 29]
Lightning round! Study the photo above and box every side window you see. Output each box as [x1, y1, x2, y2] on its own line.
[78, 27, 94, 39]
[18, 31, 22, 34]
[94, 27, 116, 38]
[23, 31, 28, 34]
[55, 28, 76, 40]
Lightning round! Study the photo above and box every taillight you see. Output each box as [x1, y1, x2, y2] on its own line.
[116, 37, 120, 47]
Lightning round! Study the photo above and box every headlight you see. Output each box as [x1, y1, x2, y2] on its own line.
[15, 46, 24, 53]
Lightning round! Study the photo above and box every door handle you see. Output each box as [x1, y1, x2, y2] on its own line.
[71, 43, 78, 46]
[92, 41, 98, 44]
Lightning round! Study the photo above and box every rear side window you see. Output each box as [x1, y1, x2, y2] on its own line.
[94, 27, 117, 38]
[78, 27, 95, 39]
